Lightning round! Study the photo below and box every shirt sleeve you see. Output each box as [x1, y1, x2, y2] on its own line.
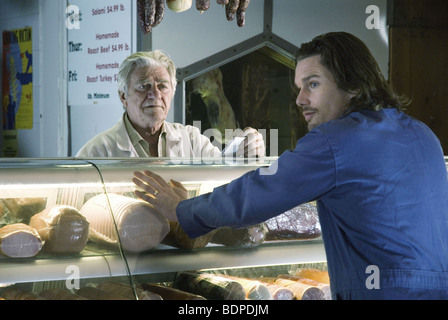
[176, 128, 337, 238]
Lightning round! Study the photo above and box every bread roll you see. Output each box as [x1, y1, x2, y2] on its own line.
[80, 194, 169, 253]
[0, 223, 43, 258]
[29, 205, 89, 254]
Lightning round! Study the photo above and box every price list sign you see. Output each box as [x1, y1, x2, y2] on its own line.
[67, 0, 133, 105]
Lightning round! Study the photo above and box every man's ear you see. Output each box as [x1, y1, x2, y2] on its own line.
[119, 91, 127, 108]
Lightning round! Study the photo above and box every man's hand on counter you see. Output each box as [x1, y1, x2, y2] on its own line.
[132, 170, 188, 222]
[241, 127, 266, 158]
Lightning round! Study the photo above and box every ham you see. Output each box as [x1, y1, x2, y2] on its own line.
[80, 194, 169, 253]
[0, 223, 43, 258]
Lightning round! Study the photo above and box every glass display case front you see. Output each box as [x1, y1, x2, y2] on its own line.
[0, 157, 327, 300]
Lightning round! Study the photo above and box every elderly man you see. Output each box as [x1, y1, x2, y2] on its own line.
[76, 50, 265, 158]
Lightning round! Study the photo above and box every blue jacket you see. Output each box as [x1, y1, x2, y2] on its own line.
[177, 109, 448, 299]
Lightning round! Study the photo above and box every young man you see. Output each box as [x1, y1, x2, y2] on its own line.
[133, 32, 448, 299]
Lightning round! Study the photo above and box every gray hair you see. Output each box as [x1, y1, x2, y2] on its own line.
[117, 50, 177, 97]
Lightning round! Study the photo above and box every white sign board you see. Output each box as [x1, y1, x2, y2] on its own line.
[67, 0, 133, 105]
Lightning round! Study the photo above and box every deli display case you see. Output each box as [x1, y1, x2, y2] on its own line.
[0, 157, 327, 300]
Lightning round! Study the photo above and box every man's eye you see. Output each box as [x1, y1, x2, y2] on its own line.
[309, 81, 318, 88]
[137, 84, 149, 90]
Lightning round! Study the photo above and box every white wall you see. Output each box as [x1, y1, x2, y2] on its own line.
[0, 0, 389, 157]
[152, 0, 388, 73]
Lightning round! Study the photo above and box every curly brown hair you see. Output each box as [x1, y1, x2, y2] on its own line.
[296, 32, 409, 114]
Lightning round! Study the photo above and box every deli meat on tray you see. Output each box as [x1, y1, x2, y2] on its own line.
[265, 202, 321, 240]
[80, 194, 169, 253]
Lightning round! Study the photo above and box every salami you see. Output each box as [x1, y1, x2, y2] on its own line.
[97, 281, 163, 300]
[76, 287, 127, 300]
[225, 0, 239, 21]
[265, 202, 321, 240]
[39, 289, 87, 300]
[153, 0, 165, 27]
[236, 0, 249, 26]
[1, 288, 43, 300]
[211, 223, 267, 247]
[278, 274, 331, 300]
[259, 277, 326, 300]
[196, 0, 210, 11]
[174, 272, 246, 300]
[220, 275, 272, 300]
[139, 283, 206, 300]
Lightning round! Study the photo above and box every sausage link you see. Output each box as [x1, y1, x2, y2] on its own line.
[196, 0, 210, 11]
[153, 0, 165, 27]
[145, 0, 156, 27]
[137, 0, 152, 34]
[225, 0, 239, 21]
[236, 0, 249, 26]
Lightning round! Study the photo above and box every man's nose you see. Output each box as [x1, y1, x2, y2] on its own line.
[296, 89, 309, 107]
[147, 85, 160, 99]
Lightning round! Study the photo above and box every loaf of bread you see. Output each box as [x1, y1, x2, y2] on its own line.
[0, 223, 43, 258]
[265, 202, 321, 240]
[39, 288, 87, 300]
[139, 283, 206, 300]
[162, 221, 214, 249]
[29, 205, 89, 254]
[80, 194, 169, 253]
[258, 277, 326, 300]
[174, 272, 246, 300]
[294, 268, 330, 284]
[96, 281, 163, 300]
[211, 223, 268, 247]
